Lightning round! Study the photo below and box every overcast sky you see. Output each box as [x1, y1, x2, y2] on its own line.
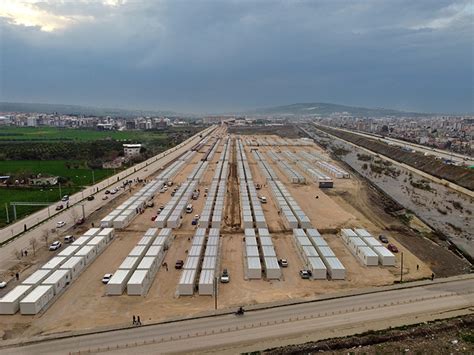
[0, 0, 473, 113]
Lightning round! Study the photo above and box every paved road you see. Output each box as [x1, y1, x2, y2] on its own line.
[327, 126, 474, 165]
[2, 276, 472, 354]
[0, 126, 216, 273]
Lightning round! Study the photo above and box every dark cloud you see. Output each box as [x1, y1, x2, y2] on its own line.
[0, 0, 472, 113]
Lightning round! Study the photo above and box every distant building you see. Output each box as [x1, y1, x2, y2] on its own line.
[27, 117, 38, 127]
[102, 158, 124, 169]
[29, 176, 58, 186]
[123, 144, 142, 158]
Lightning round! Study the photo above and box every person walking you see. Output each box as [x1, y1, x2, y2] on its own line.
[132, 315, 136, 325]
[137, 316, 141, 326]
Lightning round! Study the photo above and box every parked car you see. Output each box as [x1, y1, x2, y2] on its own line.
[55, 204, 64, 211]
[192, 190, 200, 200]
[167, 181, 173, 187]
[175, 260, 184, 269]
[255, 183, 262, 190]
[151, 215, 157, 221]
[299, 270, 312, 279]
[110, 188, 118, 195]
[102, 273, 113, 284]
[49, 240, 62, 251]
[64, 235, 75, 243]
[61, 195, 69, 201]
[87, 195, 95, 201]
[259, 196, 267, 204]
[146, 201, 155, 208]
[278, 259, 288, 267]
[387, 243, 399, 253]
[102, 195, 109, 200]
[105, 190, 111, 194]
[220, 269, 230, 283]
[56, 221, 66, 228]
[186, 204, 193, 213]
[0, 281, 6, 289]
[75, 217, 85, 226]
[379, 235, 389, 243]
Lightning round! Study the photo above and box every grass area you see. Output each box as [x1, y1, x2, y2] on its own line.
[0, 160, 114, 186]
[0, 126, 166, 142]
[0, 186, 81, 228]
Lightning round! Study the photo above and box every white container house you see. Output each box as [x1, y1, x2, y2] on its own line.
[59, 256, 85, 280]
[0, 285, 32, 314]
[323, 257, 346, 280]
[198, 269, 215, 295]
[75, 245, 97, 265]
[22, 269, 52, 287]
[263, 257, 281, 279]
[42, 269, 72, 295]
[20, 285, 54, 315]
[373, 246, 396, 266]
[107, 269, 133, 296]
[127, 269, 152, 296]
[357, 246, 379, 266]
[245, 257, 262, 279]
[307, 257, 327, 279]
[177, 269, 197, 296]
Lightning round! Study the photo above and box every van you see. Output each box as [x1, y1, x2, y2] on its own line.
[259, 196, 267, 204]
[64, 235, 75, 244]
[186, 204, 193, 213]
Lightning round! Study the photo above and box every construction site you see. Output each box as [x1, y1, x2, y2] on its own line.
[0, 124, 464, 342]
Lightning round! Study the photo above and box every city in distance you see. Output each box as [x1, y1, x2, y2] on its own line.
[0, 0, 472, 354]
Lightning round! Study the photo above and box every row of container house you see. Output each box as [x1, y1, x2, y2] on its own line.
[0, 228, 114, 315]
[316, 161, 350, 179]
[266, 150, 306, 184]
[341, 229, 395, 266]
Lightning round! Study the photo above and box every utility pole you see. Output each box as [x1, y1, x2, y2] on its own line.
[400, 252, 404, 283]
[214, 277, 218, 310]
[58, 182, 62, 200]
[81, 204, 85, 219]
[5, 203, 9, 224]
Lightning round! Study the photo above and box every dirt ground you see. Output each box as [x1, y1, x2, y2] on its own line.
[0, 132, 457, 343]
[265, 314, 474, 355]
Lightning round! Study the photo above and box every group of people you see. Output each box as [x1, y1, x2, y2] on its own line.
[132, 315, 142, 326]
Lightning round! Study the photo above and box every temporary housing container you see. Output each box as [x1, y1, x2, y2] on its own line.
[354, 228, 372, 238]
[59, 256, 85, 279]
[323, 257, 346, 280]
[306, 229, 322, 238]
[75, 245, 97, 265]
[20, 285, 54, 315]
[244, 236, 258, 246]
[118, 256, 140, 270]
[177, 269, 197, 296]
[357, 246, 379, 266]
[259, 236, 273, 246]
[245, 245, 260, 258]
[127, 269, 152, 296]
[137, 236, 154, 246]
[83, 228, 101, 237]
[349, 237, 366, 253]
[263, 257, 281, 279]
[145, 245, 164, 260]
[129, 245, 147, 258]
[42, 269, 72, 295]
[261, 245, 277, 257]
[87, 236, 107, 254]
[310, 237, 328, 247]
[136, 256, 158, 272]
[97, 227, 115, 241]
[363, 237, 383, 249]
[58, 245, 80, 257]
[107, 269, 133, 295]
[306, 257, 327, 279]
[245, 257, 262, 279]
[0, 285, 32, 314]
[341, 228, 358, 242]
[201, 256, 217, 270]
[198, 269, 215, 295]
[373, 246, 396, 266]
[22, 269, 51, 287]
[72, 236, 92, 247]
[206, 235, 220, 246]
[204, 245, 218, 257]
[41, 256, 67, 271]
[183, 256, 200, 270]
[316, 246, 336, 258]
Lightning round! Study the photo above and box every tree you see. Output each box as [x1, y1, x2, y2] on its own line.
[29, 238, 37, 256]
[42, 229, 50, 247]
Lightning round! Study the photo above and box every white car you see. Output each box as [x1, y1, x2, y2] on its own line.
[110, 189, 118, 195]
[102, 273, 113, 284]
[0, 281, 6, 289]
[56, 221, 66, 228]
[49, 240, 62, 251]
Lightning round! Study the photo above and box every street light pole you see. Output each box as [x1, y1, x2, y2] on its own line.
[214, 277, 218, 310]
[58, 182, 62, 200]
[400, 252, 404, 283]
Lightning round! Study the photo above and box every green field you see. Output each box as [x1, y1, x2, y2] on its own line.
[0, 126, 166, 141]
[0, 160, 114, 186]
[0, 186, 82, 228]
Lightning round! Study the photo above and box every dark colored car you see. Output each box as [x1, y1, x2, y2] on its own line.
[379, 235, 389, 243]
[87, 195, 95, 201]
[75, 217, 85, 225]
[55, 204, 64, 211]
[387, 243, 399, 253]
[175, 260, 184, 269]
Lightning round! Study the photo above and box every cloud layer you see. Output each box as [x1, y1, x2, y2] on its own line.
[1, 0, 473, 113]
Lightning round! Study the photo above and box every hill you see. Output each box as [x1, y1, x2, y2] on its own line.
[0, 102, 177, 118]
[249, 102, 432, 117]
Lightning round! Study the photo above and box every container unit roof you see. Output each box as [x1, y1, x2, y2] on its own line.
[137, 257, 156, 270]
[245, 236, 258, 246]
[22, 269, 51, 285]
[87, 236, 106, 246]
[204, 245, 218, 257]
[191, 235, 206, 246]
[128, 269, 149, 284]
[259, 236, 274, 246]
[310, 237, 328, 247]
[41, 256, 66, 270]
[244, 229, 256, 237]
[42, 269, 70, 284]
[316, 246, 336, 258]
[129, 245, 147, 257]
[302, 245, 319, 258]
[246, 257, 261, 270]
[179, 269, 197, 285]
[201, 256, 217, 270]
[145, 245, 164, 257]
[188, 245, 204, 257]
[293, 229, 307, 238]
[307, 256, 327, 270]
[137, 236, 154, 246]
[364, 237, 383, 248]
[0, 285, 32, 302]
[324, 257, 345, 270]
[183, 256, 200, 270]
[144, 228, 159, 237]
[261, 245, 277, 257]
[21, 285, 53, 303]
[358, 246, 378, 257]
[199, 269, 215, 284]
[60, 256, 83, 269]
[108, 269, 131, 284]
[245, 245, 260, 257]
[263, 256, 280, 270]
[341, 229, 358, 238]
[72, 236, 92, 247]
[83, 228, 101, 237]
[354, 228, 372, 238]
[373, 246, 395, 257]
[118, 256, 140, 270]
[58, 245, 80, 257]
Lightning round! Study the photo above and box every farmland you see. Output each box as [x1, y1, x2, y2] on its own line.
[0, 126, 166, 142]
